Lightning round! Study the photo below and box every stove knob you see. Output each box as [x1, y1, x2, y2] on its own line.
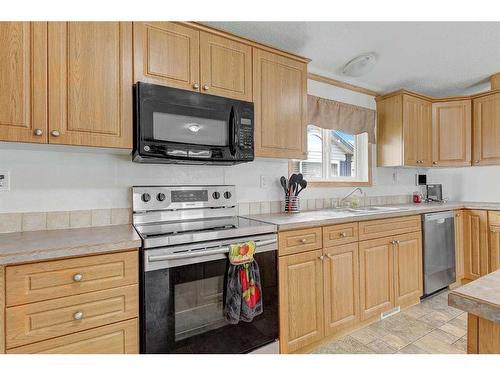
[212, 192, 221, 199]
[141, 193, 151, 202]
[157, 193, 166, 202]
[223, 191, 232, 199]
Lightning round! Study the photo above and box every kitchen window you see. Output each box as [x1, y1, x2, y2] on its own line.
[290, 125, 371, 186]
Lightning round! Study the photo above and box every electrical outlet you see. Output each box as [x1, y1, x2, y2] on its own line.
[260, 175, 269, 189]
[0, 171, 10, 191]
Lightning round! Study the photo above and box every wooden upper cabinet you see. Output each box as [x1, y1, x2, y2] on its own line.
[403, 95, 432, 166]
[376, 93, 431, 167]
[359, 237, 394, 321]
[48, 22, 133, 149]
[473, 92, 500, 165]
[133, 22, 200, 91]
[0, 22, 47, 143]
[253, 48, 307, 159]
[199, 32, 252, 101]
[432, 100, 471, 166]
[463, 210, 489, 280]
[393, 232, 423, 308]
[323, 243, 360, 336]
[279, 250, 324, 353]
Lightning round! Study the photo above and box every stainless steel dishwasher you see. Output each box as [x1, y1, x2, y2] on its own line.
[422, 211, 456, 297]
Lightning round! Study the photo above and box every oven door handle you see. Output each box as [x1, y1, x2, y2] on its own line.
[147, 238, 277, 263]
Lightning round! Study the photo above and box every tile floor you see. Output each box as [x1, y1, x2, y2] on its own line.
[313, 290, 468, 354]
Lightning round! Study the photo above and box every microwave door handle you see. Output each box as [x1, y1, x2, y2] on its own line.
[229, 106, 237, 155]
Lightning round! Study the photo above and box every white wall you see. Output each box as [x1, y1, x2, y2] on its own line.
[428, 165, 500, 202]
[0, 78, 422, 213]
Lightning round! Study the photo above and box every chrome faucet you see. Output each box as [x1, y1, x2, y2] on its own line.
[339, 187, 364, 208]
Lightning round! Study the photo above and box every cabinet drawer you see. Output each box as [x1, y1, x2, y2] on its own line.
[323, 222, 358, 247]
[6, 250, 138, 306]
[7, 319, 138, 354]
[6, 285, 138, 349]
[488, 211, 500, 226]
[358, 215, 421, 241]
[278, 227, 322, 256]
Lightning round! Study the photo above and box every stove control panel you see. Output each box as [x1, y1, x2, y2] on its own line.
[132, 185, 237, 212]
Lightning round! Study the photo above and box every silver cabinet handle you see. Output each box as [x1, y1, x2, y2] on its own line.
[319, 255, 324, 261]
[73, 311, 84, 321]
[474, 160, 480, 163]
[51, 130, 60, 137]
[300, 238, 307, 243]
[390, 240, 397, 245]
[34, 129, 43, 136]
[432, 161, 437, 165]
[203, 85, 209, 91]
[339, 232, 346, 238]
[73, 273, 83, 282]
[192, 83, 199, 89]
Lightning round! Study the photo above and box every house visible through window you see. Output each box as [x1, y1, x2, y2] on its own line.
[291, 125, 370, 184]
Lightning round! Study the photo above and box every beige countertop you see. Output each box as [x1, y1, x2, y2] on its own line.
[0, 224, 141, 266]
[243, 201, 500, 231]
[448, 270, 500, 323]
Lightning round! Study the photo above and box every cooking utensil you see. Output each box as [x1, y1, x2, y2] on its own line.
[288, 174, 298, 196]
[280, 176, 288, 195]
[296, 179, 307, 195]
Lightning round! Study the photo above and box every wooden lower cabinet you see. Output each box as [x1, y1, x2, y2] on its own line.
[278, 250, 324, 353]
[323, 243, 360, 336]
[393, 232, 423, 308]
[7, 319, 138, 354]
[359, 237, 395, 321]
[467, 314, 500, 354]
[455, 210, 465, 280]
[489, 225, 500, 272]
[463, 210, 489, 280]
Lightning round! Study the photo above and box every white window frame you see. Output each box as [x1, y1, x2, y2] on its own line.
[292, 125, 371, 185]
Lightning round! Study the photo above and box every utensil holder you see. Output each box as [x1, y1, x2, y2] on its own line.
[283, 196, 300, 213]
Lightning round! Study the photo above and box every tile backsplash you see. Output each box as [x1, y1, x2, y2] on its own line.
[0, 208, 132, 234]
[0, 195, 412, 234]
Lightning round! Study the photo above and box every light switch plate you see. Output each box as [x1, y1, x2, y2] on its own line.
[260, 175, 269, 189]
[0, 171, 10, 191]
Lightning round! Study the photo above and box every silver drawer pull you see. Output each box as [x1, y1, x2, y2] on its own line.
[300, 238, 307, 243]
[73, 311, 84, 321]
[73, 273, 83, 282]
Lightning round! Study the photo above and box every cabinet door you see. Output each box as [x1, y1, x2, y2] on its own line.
[489, 226, 500, 273]
[253, 48, 307, 159]
[403, 95, 432, 166]
[463, 210, 489, 280]
[323, 243, 360, 336]
[133, 22, 200, 91]
[359, 238, 394, 321]
[199, 32, 252, 101]
[48, 22, 133, 148]
[455, 210, 465, 280]
[279, 250, 324, 353]
[393, 232, 423, 308]
[432, 100, 471, 166]
[473, 93, 500, 165]
[0, 22, 47, 143]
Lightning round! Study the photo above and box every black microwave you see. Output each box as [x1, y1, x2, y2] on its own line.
[133, 82, 254, 165]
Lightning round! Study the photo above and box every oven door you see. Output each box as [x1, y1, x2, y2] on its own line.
[141, 235, 278, 354]
[134, 82, 244, 164]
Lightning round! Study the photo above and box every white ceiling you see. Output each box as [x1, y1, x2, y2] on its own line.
[205, 22, 500, 96]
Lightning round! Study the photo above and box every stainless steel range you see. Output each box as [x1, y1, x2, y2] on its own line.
[132, 185, 279, 354]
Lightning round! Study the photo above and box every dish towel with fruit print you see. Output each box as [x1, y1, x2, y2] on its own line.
[224, 241, 263, 324]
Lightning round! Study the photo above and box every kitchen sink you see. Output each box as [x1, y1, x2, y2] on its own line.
[333, 206, 409, 214]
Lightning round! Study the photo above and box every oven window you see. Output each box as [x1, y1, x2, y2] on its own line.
[174, 275, 227, 341]
[153, 112, 229, 146]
